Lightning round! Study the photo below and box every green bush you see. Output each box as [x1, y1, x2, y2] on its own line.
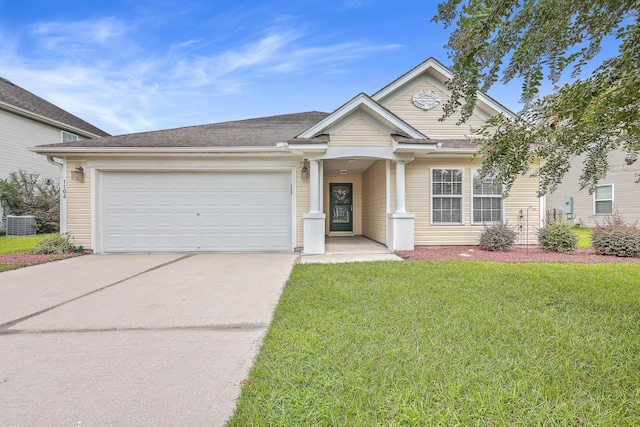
[538, 221, 578, 253]
[591, 210, 640, 257]
[0, 170, 60, 233]
[479, 222, 517, 251]
[32, 233, 74, 255]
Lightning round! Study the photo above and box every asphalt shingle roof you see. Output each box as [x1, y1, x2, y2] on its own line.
[35, 111, 330, 148]
[0, 77, 110, 137]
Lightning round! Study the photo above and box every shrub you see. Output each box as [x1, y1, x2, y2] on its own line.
[32, 233, 74, 255]
[479, 222, 517, 251]
[0, 170, 60, 233]
[591, 210, 640, 257]
[538, 221, 578, 253]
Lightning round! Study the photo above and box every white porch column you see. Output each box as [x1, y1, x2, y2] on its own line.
[304, 159, 326, 254]
[387, 159, 414, 252]
[309, 160, 320, 213]
[395, 160, 406, 213]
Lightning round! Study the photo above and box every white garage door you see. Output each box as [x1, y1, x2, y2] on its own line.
[101, 171, 292, 252]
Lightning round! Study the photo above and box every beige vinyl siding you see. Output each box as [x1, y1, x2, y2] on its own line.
[407, 158, 540, 245]
[65, 160, 92, 249]
[362, 160, 387, 244]
[407, 158, 478, 245]
[383, 80, 486, 139]
[504, 161, 542, 243]
[295, 167, 310, 248]
[324, 173, 363, 235]
[546, 151, 640, 226]
[329, 118, 391, 147]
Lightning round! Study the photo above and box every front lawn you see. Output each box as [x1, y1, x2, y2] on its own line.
[0, 233, 56, 254]
[229, 261, 640, 426]
[0, 233, 57, 272]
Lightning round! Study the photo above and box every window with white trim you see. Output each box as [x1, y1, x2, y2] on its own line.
[472, 170, 503, 223]
[594, 184, 613, 214]
[431, 168, 463, 223]
[61, 131, 79, 143]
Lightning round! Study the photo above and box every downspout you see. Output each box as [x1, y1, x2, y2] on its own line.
[47, 156, 67, 234]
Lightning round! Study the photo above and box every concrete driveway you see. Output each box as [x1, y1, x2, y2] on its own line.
[0, 253, 298, 426]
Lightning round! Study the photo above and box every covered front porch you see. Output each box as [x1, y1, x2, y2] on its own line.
[302, 156, 417, 255]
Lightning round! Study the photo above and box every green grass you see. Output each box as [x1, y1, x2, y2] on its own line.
[0, 233, 56, 254]
[229, 261, 640, 426]
[574, 227, 592, 248]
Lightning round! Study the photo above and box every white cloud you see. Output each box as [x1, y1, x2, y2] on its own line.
[1, 15, 404, 134]
[30, 17, 127, 52]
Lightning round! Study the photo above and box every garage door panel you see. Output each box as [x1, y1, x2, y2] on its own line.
[268, 232, 291, 247]
[222, 191, 243, 208]
[151, 212, 174, 228]
[270, 191, 290, 206]
[246, 212, 268, 227]
[102, 171, 292, 252]
[269, 212, 291, 228]
[246, 191, 268, 204]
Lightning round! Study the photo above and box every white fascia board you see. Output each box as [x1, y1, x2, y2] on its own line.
[393, 142, 439, 153]
[298, 94, 424, 139]
[287, 143, 328, 153]
[430, 149, 479, 154]
[28, 146, 293, 155]
[0, 101, 105, 139]
[322, 146, 414, 162]
[372, 58, 448, 101]
[371, 58, 516, 119]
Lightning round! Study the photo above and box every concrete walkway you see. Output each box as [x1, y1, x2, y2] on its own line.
[299, 235, 404, 264]
[0, 253, 297, 427]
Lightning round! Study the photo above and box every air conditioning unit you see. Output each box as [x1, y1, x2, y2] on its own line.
[6, 215, 37, 236]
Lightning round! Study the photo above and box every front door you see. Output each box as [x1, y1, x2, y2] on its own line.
[330, 183, 353, 232]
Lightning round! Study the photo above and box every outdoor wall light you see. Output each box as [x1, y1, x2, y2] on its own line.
[71, 164, 85, 181]
[300, 160, 309, 180]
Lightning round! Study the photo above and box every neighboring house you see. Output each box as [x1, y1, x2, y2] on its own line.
[0, 77, 110, 230]
[545, 151, 640, 227]
[32, 58, 542, 254]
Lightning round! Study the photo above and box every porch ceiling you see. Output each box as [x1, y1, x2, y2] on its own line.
[323, 158, 376, 175]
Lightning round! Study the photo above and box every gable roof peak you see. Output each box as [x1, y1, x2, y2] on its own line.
[371, 57, 516, 118]
[297, 92, 426, 140]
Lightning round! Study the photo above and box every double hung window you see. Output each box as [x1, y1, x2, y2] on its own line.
[594, 184, 613, 214]
[472, 170, 503, 223]
[431, 169, 463, 223]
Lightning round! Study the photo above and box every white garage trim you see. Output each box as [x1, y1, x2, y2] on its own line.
[93, 168, 295, 253]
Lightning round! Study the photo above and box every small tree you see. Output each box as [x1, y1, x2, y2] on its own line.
[0, 170, 60, 233]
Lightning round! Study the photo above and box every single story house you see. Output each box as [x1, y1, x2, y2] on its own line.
[32, 58, 543, 254]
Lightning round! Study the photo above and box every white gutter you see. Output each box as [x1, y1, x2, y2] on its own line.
[29, 145, 294, 155]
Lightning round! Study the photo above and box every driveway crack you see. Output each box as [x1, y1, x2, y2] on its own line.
[0, 254, 195, 331]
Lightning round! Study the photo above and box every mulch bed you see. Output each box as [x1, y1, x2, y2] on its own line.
[399, 246, 640, 264]
[2, 248, 638, 266]
[0, 251, 84, 267]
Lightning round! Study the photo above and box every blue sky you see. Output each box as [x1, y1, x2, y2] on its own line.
[0, 0, 620, 136]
